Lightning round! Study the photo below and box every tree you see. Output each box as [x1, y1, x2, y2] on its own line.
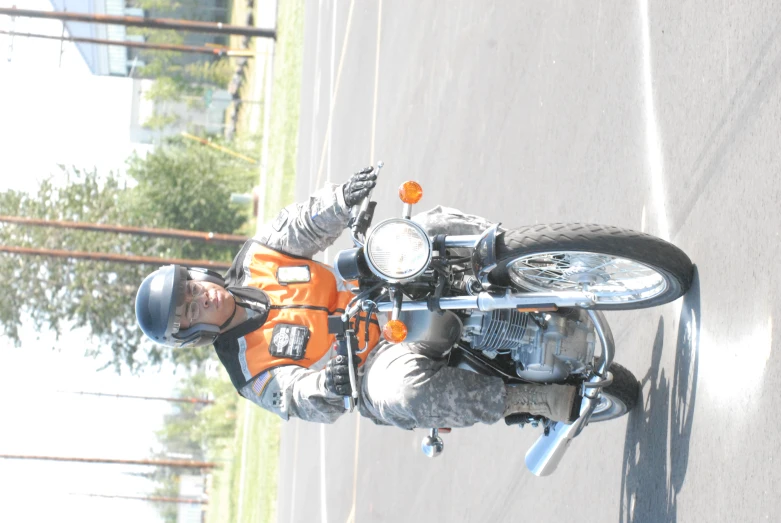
[149, 368, 238, 522]
[0, 138, 257, 372]
[154, 370, 237, 459]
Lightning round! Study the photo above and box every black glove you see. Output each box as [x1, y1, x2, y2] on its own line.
[324, 354, 357, 396]
[343, 166, 377, 207]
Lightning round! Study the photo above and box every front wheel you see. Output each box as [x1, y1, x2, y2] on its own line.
[588, 362, 640, 422]
[489, 223, 694, 310]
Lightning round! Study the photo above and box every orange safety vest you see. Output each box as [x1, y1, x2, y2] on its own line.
[215, 243, 381, 392]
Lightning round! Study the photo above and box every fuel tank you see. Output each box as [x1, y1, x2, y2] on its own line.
[397, 309, 463, 358]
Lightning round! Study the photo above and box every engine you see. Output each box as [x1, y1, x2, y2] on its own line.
[460, 308, 596, 382]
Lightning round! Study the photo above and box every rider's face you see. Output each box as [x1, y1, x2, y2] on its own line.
[178, 281, 235, 330]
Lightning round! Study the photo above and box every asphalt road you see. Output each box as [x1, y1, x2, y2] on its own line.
[275, 2, 781, 522]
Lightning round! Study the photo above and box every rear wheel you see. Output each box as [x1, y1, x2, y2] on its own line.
[489, 223, 694, 310]
[588, 362, 640, 422]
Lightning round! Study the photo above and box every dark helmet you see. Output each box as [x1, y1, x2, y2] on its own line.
[135, 265, 227, 348]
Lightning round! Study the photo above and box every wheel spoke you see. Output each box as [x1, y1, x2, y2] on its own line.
[506, 251, 667, 304]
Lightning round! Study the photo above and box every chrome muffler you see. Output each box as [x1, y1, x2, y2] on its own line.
[524, 310, 615, 476]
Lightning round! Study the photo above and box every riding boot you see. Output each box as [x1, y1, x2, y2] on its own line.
[503, 383, 581, 422]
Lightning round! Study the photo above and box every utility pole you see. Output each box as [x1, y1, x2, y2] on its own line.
[0, 29, 255, 57]
[60, 390, 214, 405]
[0, 454, 217, 470]
[0, 215, 249, 246]
[75, 493, 208, 505]
[0, 245, 232, 271]
[0, 7, 276, 39]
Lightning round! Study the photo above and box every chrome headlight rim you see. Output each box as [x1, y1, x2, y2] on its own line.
[365, 218, 432, 283]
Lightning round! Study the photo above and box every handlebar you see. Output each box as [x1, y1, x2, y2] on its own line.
[328, 315, 360, 412]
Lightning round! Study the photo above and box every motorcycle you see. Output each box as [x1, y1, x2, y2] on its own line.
[328, 162, 694, 476]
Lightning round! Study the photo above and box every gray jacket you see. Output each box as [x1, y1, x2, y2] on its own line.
[238, 183, 357, 423]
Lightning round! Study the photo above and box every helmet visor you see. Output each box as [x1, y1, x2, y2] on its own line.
[170, 266, 190, 334]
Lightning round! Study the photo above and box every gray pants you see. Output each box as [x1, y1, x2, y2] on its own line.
[361, 341, 506, 429]
[359, 206, 508, 430]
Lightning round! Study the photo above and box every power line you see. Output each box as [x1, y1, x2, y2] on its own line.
[73, 493, 208, 505]
[60, 390, 214, 405]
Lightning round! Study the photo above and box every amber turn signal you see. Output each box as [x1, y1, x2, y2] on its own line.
[383, 319, 408, 342]
[398, 181, 423, 204]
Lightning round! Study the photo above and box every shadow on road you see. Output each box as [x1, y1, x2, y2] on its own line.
[619, 268, 701, 523]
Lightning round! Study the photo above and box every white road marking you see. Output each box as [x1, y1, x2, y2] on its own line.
[370, 0, 383, 163]
[327, 0, 336, 189]
[289, 422, 300, 523]
[638, 0, 670, 241]
[320, 423, 329, 523]
[314, 0, 356, 190]
[347, 415, 362, 522]
[235, 400, 252, 522]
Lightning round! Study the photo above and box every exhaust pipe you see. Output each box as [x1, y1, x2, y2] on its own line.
[525, 310, 615, 476]
[524, 396, 597, 476]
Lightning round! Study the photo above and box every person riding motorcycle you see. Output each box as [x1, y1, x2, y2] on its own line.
[135, 168, 581, 428]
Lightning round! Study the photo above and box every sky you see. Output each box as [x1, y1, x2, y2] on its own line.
[0, 2, 179, 521]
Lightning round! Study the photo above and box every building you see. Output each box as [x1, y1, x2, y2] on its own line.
[177, 474, 206, 523]
[129, 78, 232, 144]
[48, 0, 230, 77]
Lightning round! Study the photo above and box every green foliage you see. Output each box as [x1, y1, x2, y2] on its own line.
[0, 139, 257, 372]
[143, 112, 180, 131]
[125, 137, 256, 261]
[131, 0, 180, 11]
[151, 369, 239, 522]
[144, 76, 185, 102]
[155, 370, 238, 458]
[127, 27, 229, 96]
[185, 60, 233, 89]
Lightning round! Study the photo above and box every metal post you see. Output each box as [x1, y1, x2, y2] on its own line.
[0, 7, 276, 39]
[0, 454, 217, 469]
[0, 245, 232, 271]
[0, 215, 249, 246]
[0, 29, 256, 57]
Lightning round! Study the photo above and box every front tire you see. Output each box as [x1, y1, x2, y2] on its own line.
[588, 362, 640, 422]
[489, 223, 694, 310]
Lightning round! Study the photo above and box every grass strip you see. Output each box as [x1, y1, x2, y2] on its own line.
[262, 0, 305, 219]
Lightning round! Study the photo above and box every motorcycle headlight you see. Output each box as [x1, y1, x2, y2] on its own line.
[365, 219, 432, 282]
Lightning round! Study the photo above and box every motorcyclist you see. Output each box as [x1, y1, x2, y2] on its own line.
[135, 168, 581, 428]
